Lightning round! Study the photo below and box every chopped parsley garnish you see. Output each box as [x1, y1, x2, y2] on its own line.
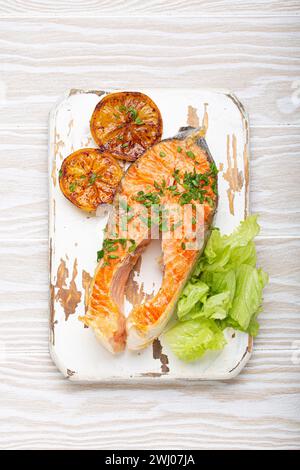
[174, 170, 209, 204]
[118, 238, 127, 248]
[97, 238, 138, 263]
[128, 240, 136, 253]
[69, 183, 76, 192]
[186, 150, 195, 159]
[205, 196, 215, 207]
[199, 174, 209, 185]
[89, 173, 97, 185]
[154, 181, 161, 191]
[135, 162, 218, 210]
[167, 185, 177, 191]
[179, 192, 193, 205]
[135, 117, 144, 125]
[127, 107, 138, 120]
[118, 104, 144, 125]
[121, 143, 129, 148]
[210, 161, 218, 176]
[211, 180, 218, 195]
[181, 242, 186, 250]
[106, 245, 118, 252]
[135, 191, 161, 207]
[173, 169, 180, 183]
[103, 239, 116, 251]
[58, 169, 62, 178]
[177, 146, 182, 153]
[159, 151, 166, 158]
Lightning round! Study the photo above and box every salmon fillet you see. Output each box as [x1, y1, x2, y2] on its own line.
[79, 127, 218, 353]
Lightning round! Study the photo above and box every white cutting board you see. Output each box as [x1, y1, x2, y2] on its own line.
[49, 88, 251, 383]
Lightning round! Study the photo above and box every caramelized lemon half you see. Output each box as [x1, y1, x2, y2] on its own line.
[90, 91, 163, 162]
[59, 148, 123, 212]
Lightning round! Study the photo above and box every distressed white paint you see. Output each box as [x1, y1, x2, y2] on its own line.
[49, 88, 250, 382]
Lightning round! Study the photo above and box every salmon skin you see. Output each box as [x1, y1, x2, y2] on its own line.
[79, 127, 218, 353]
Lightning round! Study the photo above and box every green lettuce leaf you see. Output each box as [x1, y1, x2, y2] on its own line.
[228, 241, 257, 269]
[177, 280, 209, 320]
[191, 292, 231, 320]
[164, 318, 226, 362]
[201, 292, 231, 319]
[199, 215, 260, 273]
[203, 269, 236, 302]
[165, 215, 268, 363]
[229, 264, 269, 330]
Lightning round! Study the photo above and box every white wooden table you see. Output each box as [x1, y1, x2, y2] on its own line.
[0, 1, 299, 450]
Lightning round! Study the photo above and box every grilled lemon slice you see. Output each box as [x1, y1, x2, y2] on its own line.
[90, 91, 163, 162]
[59, 148, 123, 212]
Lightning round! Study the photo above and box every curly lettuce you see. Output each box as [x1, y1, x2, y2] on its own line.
[164, 215, 268, 362]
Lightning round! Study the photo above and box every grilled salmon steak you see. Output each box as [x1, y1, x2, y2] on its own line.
[79, 127, 218, 353]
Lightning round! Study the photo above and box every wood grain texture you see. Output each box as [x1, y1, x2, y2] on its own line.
[0, 1, 299, 17]
[0, 7, 299, 449]
[0, 129, 48, 239]
[0, 349, 299, 449]
[1, 126, 299, 240]
[250, 127, 300, 237]
[255, 238, 300, 350]
[0, 17, 299, 127]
